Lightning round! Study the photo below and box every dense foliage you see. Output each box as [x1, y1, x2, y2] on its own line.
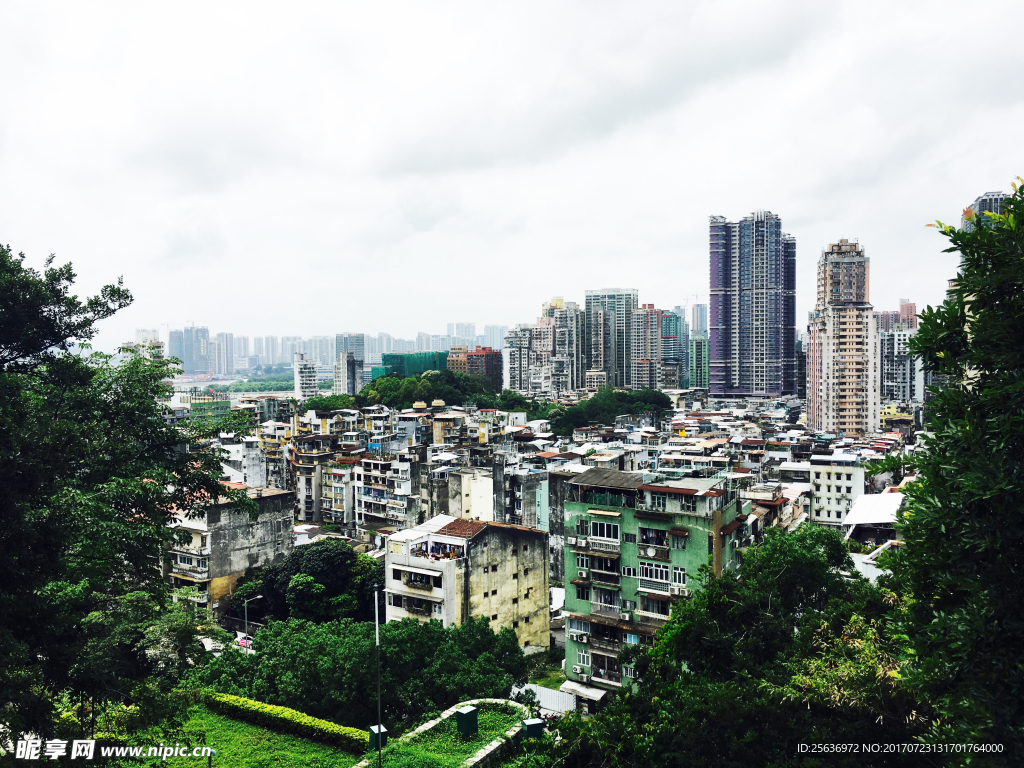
[211, 375, 331, 393]
[879, 179, 1024, 756]
[354, 369, 497, 410]
[548, 386, 671, 435]
[190, 616, 528, 734]
[302, 393, 357, 411]
[231, 539, 383, 623]
[0, 245, 251, 746]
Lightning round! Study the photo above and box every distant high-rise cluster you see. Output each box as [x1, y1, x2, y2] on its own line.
[709, 212, 797, 397]
[962, 191, 1008, 231]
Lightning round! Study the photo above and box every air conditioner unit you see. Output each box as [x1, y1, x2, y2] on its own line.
[670, 586, 683, 596]
[730, 539, 739, 548]
[619, 611, 632, 621]
[577, 537, 588, 546]
[577, 634, 589, 644]
[577, 569, 589, 579]
[567, 536, 577, 545]
[572, 665, 582, 675]
[580, 674, 591, 683]
[680, 588, 691, 598]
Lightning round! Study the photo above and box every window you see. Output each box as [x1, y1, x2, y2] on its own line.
[197, 559, 207, 569]
[512, 621, 519, 628]
[671, 534, 687, 550]
[672, 567, 687, 585]
[814, 472, 821, 479]
[623, 532, 637, 544]
[568, 618, 591, 633]
[200, 535, 207, 548]
[846, 474, 852, 481]
[639, 561, 670, 582]
[577, 649, 590, 666]
[650, 492, 667, 510]
[621, 565, 637, 577]
[846, 487, 852, 494]
[512, 597, 519, 604]
[576, 519, 589, 535]
[621, 599, 637, 611]
[524, 568, 529, 576]
[680, 495, 697, 513]
[434, 603, 442, 614]
[624, 633, 639, 645]
[576, 585, 590, 601]
[623, 666, 636, 679]
[491, 565, 498, 572]
[512, 573, 519, 580]
[576, 554, 590, 568]
[492, 614, 498, 620]
[523, 545, 529, 552]
[179, 555, 193, 565]
[591, 521, 620, 540]
[707, 535, 714, 554]
[524, 616, 530, 623]
[491, 589, 497, 596]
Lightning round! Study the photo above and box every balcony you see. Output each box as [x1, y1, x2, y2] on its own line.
[590, 571, 620, 587]
[638, 578, 671, 594]
[588, 538, 620, 554]
[590, 669, 622, 685]
[173, 562, 210, 579]
[589, 636, 622, 653]
[636, 544, 670, 561]
[635, 609, 670, 626]
[404, 578, 435, 591]
[590, 602, 621, 618]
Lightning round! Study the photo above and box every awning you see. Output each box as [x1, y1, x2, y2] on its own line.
[560, 680, 608, 701]
[668, 529, 689, 537]
[588, 509, 621, 518]
[395, 565, 442, 578]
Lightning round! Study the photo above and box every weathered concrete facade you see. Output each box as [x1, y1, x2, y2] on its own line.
[168, 486, 295, 615]
[385, 515, 549, 650]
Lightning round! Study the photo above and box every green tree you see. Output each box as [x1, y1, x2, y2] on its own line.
[880, 179, 1024, 756]
[190, 616, 528, 733]
[0, 245, 250, 746]
[302, 393, 356, 411]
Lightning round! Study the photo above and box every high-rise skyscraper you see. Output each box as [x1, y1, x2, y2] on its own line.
[294, 352, 318, 399]
[898, 299, 917, 330]
[807, 239, 880, 436]
[483, 325, 508, 350]
[584, 288, 638, 388]
[542, 297, 583, 394]
[660, 310, 688, 388]
[168, 330, 184, 364]
[264, 336, 279, 366]
[630, 304, 662, 390]
[690, 304, 708, 339]
[505, 325, 532, 392]
[962, 191, 1008, 231]
[335, 333, 366, 364]
[708, 212, 796, 396]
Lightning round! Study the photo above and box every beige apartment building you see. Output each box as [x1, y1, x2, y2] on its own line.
[806, 239, 880, 436]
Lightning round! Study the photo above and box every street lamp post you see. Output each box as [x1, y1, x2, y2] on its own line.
[243, 595, 263, 651]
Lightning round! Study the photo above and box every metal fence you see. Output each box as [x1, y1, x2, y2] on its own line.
[512, 683, 577, 714]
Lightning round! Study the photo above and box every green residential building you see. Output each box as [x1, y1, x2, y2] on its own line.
[560, 467, 748, 712]
[189, 397, 231, 421]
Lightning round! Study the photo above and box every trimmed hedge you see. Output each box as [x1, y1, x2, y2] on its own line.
[203, 691, 369, 753]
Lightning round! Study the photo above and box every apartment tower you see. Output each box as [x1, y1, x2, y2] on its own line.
[806, 239, 880, 436]
[584, 288, 638, 388]
[708, 213, 796, 396]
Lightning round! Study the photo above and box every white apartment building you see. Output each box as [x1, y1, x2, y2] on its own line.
[808, 452, 865, 527]
[293, 352, 319, 400]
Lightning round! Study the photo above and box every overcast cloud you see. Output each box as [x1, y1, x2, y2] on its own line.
[1, 1, 1022, 350]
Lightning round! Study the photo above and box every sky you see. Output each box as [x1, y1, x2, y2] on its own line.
[1, 1, 1022, 352]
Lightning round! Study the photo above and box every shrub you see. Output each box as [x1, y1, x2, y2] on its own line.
[203, 691, 368, 753]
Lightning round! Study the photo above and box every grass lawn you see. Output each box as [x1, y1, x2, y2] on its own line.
[377, 703, 521, 768]
[530, 667, 566, 691]
[144, 705, 362, 768]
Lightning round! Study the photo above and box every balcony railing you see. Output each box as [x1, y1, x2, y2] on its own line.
[638, 578, 670, 594]
[589, 636, 621, 653]
[591, 602, 622, 617]
[588, 538, 620, 554]
[590, 571, 620, 586]
[172, 563, 210, 579]
[404, 579, 435, 591]
[590, 669, 622, 685]
[635, 609, 670, 626]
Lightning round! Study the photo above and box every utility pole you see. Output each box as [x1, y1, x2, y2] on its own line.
[375, 586, 382, 768]
[243, 594, 262, 652]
